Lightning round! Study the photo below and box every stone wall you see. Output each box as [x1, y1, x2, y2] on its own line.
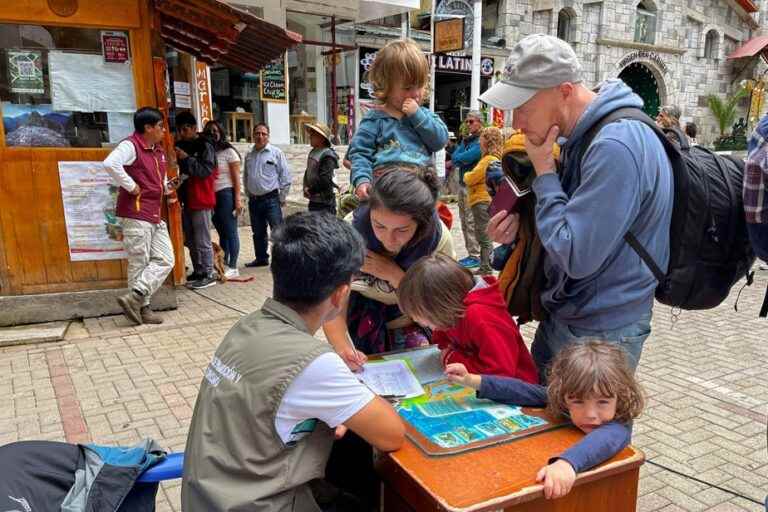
[502, 0, 761, 146]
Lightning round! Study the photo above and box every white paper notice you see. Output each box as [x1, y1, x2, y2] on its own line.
[383, 346, 444, 384]
[49, 51, 136, 113]
[58, 161, 126, 261]
[107, 112, 134, 143]
[359, 360, 424, 399]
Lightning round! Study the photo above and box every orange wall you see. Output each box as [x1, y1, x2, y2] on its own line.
[0, 0, 159, 295]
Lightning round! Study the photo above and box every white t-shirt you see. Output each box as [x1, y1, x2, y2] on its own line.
[213, 148, 241, 192]
[274, 352, 375, 445]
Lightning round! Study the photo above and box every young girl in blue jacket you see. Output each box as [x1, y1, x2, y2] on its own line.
[445, 340, 644, 500]
[348, 39, 448, 200]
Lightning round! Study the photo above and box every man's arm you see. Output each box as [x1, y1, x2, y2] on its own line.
[532, 132, 644, 279]
[103, 140, 139, 193]
[451, 141, 481, 169]
[178, 140, 215, 178]
[344, 396, 405, 452]
[306, 156, 337, 194]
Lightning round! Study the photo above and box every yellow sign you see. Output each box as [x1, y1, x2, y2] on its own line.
[337, 114, 348, 125]
[434, 18, 464, 53]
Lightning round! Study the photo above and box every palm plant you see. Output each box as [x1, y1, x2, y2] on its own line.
[707, 87, 748, 137]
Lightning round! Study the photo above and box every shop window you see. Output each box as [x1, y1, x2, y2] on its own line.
[634, 1, 657, 45]
[0, 23, 137, 148]
[704, 30, 720, 59]
[557, 9, 575, 43]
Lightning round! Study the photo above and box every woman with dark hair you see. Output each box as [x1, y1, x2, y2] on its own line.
[204, 120, 242, 277]
[322, 169, 456, 365]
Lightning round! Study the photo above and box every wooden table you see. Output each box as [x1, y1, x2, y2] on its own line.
[224, 111, 254, 143]
[376, 424, 644, 511]
[290, 114, 316, 144]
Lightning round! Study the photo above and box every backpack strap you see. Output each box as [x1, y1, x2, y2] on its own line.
[575, 107, 682, 283]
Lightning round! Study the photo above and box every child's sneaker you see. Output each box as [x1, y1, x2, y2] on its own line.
[188, 274, 217, 289]
[458, 256, 481, 269]
[224, 266, 240, 279]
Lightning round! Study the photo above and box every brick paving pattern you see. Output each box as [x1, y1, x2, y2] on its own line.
[1, 166, 767, 510]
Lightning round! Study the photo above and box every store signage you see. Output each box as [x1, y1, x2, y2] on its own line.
[260, 55, 288, 103]
[434, 55, 494, 77]
[101, 31, 129, 64]
[434, 18, 465, 53]
[196, 62, 212, 126]
[617, 50, 669, 75]
[359, 47, 379, 101]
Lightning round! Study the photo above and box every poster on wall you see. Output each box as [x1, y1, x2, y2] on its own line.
[7, 50, 45, 94]
[2, 103, 71, 147]
[101, 31, 130, 64]
[58, 161, 127, 261]
[49, 51, 136, 112]
[260, 55, 288, 103]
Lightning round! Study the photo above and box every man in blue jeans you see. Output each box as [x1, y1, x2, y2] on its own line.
[483, 35, 673, 381]
[243, 123, 292, 267]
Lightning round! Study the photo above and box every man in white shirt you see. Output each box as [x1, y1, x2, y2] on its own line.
[103, 107, 174, 325]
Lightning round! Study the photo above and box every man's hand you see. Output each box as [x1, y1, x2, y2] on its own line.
[339, 347, 368, 372]
[487, 211, 519, 245]
[402, 98, 419, 117]
[129, 184, 141, 196]
[334, 425, 348, 440]
[536, 459, 576, 500]
[524, 125, 559, 176]
[175, 147, 188, 160]
[355, 182, 371, 200]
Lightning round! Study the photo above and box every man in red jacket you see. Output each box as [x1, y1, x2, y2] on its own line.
[103, 107, 175, 325]
[175, 112, 217, 289]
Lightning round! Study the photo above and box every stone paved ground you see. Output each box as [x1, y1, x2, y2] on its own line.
[1, 200, 767, 511]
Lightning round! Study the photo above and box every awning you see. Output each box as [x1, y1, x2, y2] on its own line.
[155, 0, 302, 72]
[726, 35, 768, 60]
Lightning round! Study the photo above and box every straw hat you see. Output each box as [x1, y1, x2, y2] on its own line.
[304, 122, 333, 146]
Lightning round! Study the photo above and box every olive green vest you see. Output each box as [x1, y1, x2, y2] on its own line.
[182, 299, 334, 511]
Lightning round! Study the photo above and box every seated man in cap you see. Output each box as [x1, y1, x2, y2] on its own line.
[481, 34, 673, 379]
[303, 122, 339, 215]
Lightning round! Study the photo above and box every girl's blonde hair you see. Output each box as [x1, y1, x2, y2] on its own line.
[396, 254, 474, 329]
[546, 341, 645, 424]
[367, 39, 429, 103]
[481, 126, 503, 159]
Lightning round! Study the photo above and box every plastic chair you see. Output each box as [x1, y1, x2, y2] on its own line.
[137, 452, 184, 483]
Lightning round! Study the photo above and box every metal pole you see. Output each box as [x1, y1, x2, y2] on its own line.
[331, 15, 338, 142]
[430, 1, 436, 112]
[470, 0, 482, 111]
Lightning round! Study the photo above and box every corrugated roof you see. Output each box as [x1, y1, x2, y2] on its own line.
[726, 35, 768, 60]
[155, 0, 302, 72]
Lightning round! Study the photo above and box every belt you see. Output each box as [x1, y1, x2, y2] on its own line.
[250, 189, 279, 199]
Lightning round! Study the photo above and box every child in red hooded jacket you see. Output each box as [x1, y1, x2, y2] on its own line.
[397, 253, 538, 383]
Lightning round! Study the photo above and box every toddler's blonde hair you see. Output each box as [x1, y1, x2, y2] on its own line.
[367, 39, 429, 103]
[480, 126, 503, 159]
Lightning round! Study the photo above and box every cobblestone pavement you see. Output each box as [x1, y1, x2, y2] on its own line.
[1, 202, 767, 511]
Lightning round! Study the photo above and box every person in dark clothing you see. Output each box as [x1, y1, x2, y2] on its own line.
[446, 340, 644, 500]
[175, 111, 217, 289]
[303, 122, 339, 214]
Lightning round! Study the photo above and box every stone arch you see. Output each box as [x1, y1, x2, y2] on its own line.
[551, 1, 582, 43]
[618, 60, 668, 117]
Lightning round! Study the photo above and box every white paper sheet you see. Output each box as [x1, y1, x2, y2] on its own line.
[383, 346, 444, 384]
[49, 51, 136, 113]
[358, 360, 424, 399]
[107, 112, 134, 143]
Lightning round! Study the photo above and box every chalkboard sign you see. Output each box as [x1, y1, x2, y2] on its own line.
[260, 56, 287, 103]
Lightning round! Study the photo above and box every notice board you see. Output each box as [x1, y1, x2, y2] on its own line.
[260, 55, 287, 103]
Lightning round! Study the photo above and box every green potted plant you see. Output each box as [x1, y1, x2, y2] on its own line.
[707, 87, 748, 151]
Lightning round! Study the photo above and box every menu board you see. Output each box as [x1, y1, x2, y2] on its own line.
[260, 56, 287, 103]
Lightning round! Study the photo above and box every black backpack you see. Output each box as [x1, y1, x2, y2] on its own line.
[575, 107, 755, 310]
